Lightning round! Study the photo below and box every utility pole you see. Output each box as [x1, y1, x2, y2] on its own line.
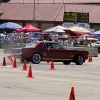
[33, 0, 35, 26]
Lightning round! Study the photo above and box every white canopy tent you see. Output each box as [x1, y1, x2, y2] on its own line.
[43, 25, 67, 33]
[64, 25, 91, 36]
[66, 25, 91, 33]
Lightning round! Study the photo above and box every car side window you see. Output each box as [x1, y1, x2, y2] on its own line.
[42, 43, 47, 49]
[46, 43, 53, 49]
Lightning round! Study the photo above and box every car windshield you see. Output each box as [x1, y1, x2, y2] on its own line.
[95, 41, 100, 44]
[26, 41, 39, 47]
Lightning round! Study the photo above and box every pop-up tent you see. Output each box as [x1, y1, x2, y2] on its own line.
[0, 22, 22, 29]
[0, 22, 22, 33]
[43, 25, 67, 33]
[15, 24, 42, 32]
[89, 30, 100, 36]
[64, 25, 91, 36]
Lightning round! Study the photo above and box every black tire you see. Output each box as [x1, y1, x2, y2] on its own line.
[31, 53, 41, 64]
[63, 61, 70, 65]
[74, 55, 84, 65]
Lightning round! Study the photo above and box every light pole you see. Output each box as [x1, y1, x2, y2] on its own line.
[33, 0, 35, 26]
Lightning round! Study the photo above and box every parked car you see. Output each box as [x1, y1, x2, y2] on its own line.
[10, 41, 89, 65]
[91, 41, 100, 52]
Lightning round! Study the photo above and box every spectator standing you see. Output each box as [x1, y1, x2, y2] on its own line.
[0, 35, 2, 48]
[1, 37, 4, 48]
[48, 36, 52, 41]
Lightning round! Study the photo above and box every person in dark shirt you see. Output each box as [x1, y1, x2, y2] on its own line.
[48, 36, 52, 41]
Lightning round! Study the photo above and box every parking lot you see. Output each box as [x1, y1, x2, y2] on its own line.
[0, 50, 100, 100]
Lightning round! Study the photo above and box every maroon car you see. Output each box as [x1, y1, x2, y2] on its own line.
[11, 41, 89, 65]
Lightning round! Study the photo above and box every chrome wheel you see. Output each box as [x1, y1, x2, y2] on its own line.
[31, 53, 41, 64]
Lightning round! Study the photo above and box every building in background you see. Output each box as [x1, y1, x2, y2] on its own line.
[0, 0, 100, 31]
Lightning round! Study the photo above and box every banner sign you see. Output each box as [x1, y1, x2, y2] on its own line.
[63, 12, 89, 23]
[62, 22, 74, 28]
[77, 23, 90, 29]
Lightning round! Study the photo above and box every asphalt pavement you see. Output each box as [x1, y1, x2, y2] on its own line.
[0, 50, 100, 100]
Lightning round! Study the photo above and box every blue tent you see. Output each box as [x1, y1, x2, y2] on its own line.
[89, 30, 100, 36]
[0, 22, 22, 29]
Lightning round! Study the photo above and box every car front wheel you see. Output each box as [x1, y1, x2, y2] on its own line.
[63, 61, 70, 65]
[31, 53, 41, 64]
[74, 55, 84, 65]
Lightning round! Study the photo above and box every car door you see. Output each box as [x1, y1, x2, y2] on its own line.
[42, 43, 59, 60]
[43, 43, 71, 60]
[42, 43, 73, 60]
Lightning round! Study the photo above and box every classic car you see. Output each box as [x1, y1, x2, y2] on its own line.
[10, 41, 89, 65]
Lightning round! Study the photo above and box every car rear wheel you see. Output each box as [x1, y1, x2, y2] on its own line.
[31, 53, 41, 64]
[63, 61, 70, 65]
[74, 55, 84, 65]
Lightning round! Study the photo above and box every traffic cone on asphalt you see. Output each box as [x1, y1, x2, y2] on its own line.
[12, 59, 17, 68]
[7, 55, 13, 62]
[2, 57, 6, 66]
[49, 60, 55, 70]
[22, 60, 27, 70]
[69, 87, 75, 100]
[90, 56, 92, 62]
[88, 56, 92, 62]
[26, 66, 34, 78]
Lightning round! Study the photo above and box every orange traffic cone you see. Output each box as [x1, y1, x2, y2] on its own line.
[22, 60, 27, 70]
[88, 56, 92, 62]
[7, 55, 13, 62]
[12, 59, 17, 68]
[69, 87, 75, 100]
[2, 57, 6, 66]
[49, 60, 55, 70]
[26, 66, 34, 78]
[90, 56, 92, 62]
